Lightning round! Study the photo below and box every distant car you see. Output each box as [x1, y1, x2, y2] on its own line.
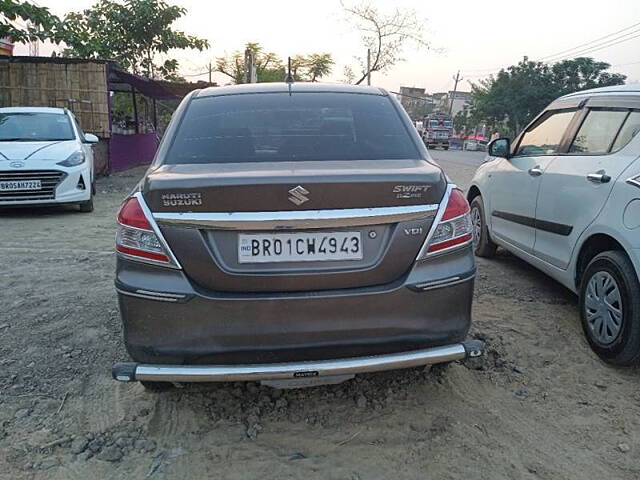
[464, 139, 479, 151]
[111, 82, 483, 391]
[0, 107, 98, 212]
[469, 84, 640, 365]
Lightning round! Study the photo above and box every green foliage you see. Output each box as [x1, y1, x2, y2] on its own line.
[0, 0, 62, 43]
[468, 57, 626, 137]
[454, 110, 475, 137]
[61, 0, 209, 79]
[216, 42, 334, 84]
[305, 53, 334, 82]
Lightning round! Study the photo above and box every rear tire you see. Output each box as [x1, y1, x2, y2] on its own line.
[579, 250, 640, 365]
[141, 381, 174, 392]
[78, 196, 94, 213]
[469, 195, 497, 258]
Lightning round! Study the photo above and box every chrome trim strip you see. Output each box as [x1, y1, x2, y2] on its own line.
[126, 344, 468, 382]
[152, 204, 439, 231]
[131, 192, 182, 269]
[135, 289, 186, 299]
[416, 184, 455, 260]
[414, 276, 460, 288]
[411, 274, 475, 292]
[115, 288, 178, 302]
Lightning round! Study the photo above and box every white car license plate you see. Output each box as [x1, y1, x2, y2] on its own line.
[238, 231, 363, 263]
[0, 180, 42, 191]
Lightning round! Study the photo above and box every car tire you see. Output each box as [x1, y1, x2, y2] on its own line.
[579, 250, 640, 366]
[140, 381, 174, 392]
[78, 196, 94, 213]
[469, 195, 497, 258]
[443, 146, 449, 150]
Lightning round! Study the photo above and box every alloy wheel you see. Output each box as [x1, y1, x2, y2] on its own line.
[585, 271, 623, 345]
[470, 206, 482, 248]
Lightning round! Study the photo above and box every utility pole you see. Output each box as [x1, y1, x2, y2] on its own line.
[366, 48, 371, 86]
[244, 48, 257, 83]
[448, 70, 463, 116]
[208, 61, 212, 84]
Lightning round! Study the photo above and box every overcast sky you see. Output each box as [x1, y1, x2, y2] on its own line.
[14, 0, 640, 92]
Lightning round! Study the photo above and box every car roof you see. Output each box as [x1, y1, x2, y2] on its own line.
[195, 82, 387, 98]
[0, 106, 67, 114]
[559, 83, 640, 100]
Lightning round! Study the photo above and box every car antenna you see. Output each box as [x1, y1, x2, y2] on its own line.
[285, 56, 294, 95]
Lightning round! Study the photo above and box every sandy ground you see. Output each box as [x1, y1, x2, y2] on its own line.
[1, 151, 639, 480]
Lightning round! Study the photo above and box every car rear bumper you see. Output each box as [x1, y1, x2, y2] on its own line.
[115, 245, 476, 368]
[113, 340, 484, 383]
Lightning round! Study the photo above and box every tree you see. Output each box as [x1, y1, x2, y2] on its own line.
[550, 57, 627, 96]
[306, 53, 334, 82]
[342, 1, 428, 85]
[454, 110, 475, 137]
[216, 43, 334, 84]
[0, 0, 62, 43]
[62, 0, 209, 79]
[468, 57, 626, 137]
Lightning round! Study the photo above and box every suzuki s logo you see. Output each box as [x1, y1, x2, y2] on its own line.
[288, 185, 310, 206]
[10, 161, 25, 168]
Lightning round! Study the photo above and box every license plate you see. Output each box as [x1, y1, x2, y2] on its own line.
[238, 231, 362, 263]
[0, 180, 42, 191]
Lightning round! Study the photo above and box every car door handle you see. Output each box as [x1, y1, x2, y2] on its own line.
[528, 167, 543, 177]
[587, 172, 611, 184]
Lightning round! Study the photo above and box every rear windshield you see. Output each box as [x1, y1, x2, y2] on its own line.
[0, 112, 74, 141]
[165, 92, 420, 164]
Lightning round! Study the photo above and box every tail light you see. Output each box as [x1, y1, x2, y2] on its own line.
[419, 187, 473, 258]
[116, 193, 180, 268]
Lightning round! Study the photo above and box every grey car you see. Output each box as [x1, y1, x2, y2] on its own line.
[111, 83, 482, 390]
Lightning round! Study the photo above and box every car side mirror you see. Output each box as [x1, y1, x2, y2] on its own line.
[84, 133, 99, 144]
[488, 138, 510, 158]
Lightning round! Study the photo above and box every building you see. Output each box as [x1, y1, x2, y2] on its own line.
[437, 90, 471, 117]
[0, 55, 214, 174]
[0, 38, 13, 56]
[397, 86, 434, 121]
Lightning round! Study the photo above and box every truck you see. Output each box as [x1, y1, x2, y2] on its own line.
[422, 112, 453, 150]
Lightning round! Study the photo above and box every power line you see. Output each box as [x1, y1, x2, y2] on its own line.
[538, 20, 640, 61]
[462, 20, 640, 79]
[463, 32, 640, 80]
[548, 31, 640, 64]
[611, 60, 640, 68]
[182, 71, 209, 77]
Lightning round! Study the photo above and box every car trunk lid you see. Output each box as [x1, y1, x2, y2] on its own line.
[144, 159, 446, 293]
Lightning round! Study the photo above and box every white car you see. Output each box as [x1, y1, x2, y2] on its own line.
[464, 139, 478, 151]
[0, 107, 98, 212]
[468, 84, 640, 365]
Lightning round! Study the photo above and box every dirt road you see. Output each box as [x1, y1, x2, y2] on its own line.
[1, 151, 639, 479]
